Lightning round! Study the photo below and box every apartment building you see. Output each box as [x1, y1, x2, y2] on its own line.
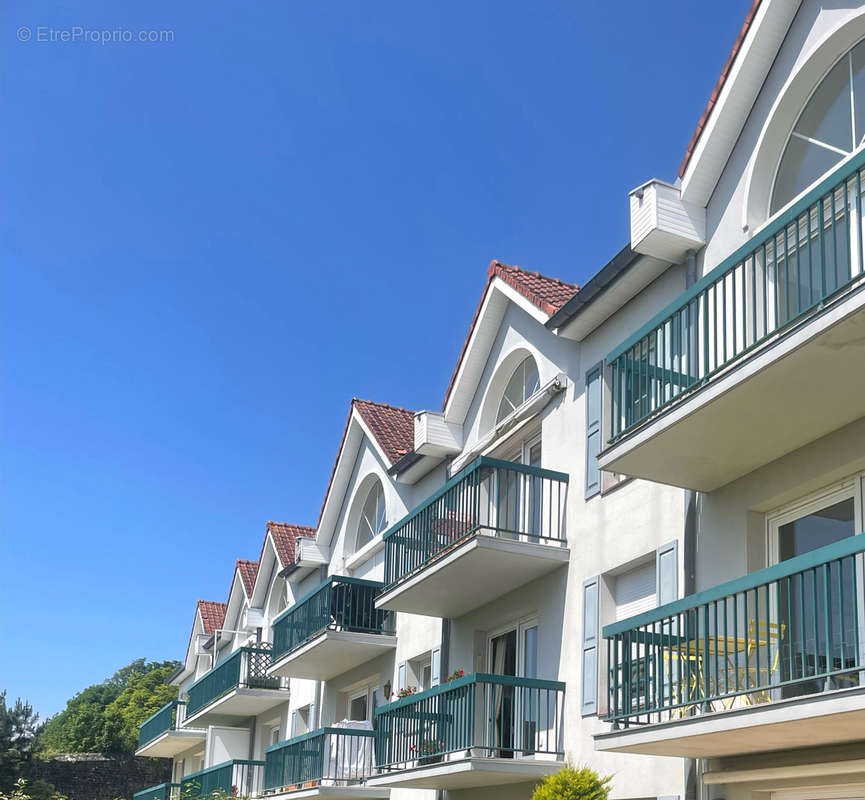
[134, 2, 865, 800]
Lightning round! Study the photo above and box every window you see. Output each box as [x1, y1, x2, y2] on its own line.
[772, 39, 865, 214]
[496, 356, 540, 424]
[270, 725, 281, 746]
[356, 479, 387, 550]
[349, 690, 369, 721]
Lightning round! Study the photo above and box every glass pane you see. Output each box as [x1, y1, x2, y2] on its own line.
[772, 135, 842, 214]
[496, 357, 540, 424]
[795, 55, 853, 152]
[777, 497, 855, 560]
[523, 626, 538, 679]
[778, 496, 857, 698]
[852, 39, 865, 144]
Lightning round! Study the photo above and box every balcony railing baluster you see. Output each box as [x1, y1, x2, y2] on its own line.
[608, 152, 865, 442]
[382, 457, 568, 590]
[185, 647, 283, 717]
[271, 577, 393, 661]
[374, 673, 565, 771]
[605, 533, 865, 728]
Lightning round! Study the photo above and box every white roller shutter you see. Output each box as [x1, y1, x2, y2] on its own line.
[614, 560, 656, 621]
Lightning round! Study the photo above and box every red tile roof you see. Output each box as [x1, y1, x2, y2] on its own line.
[353, 399, 415, 465]
[236, 559, 259, 597]
[679, 0, 763, 178]
[489, 261, 579, 317]
[443, 260, 579, 411]
[317, 398, 417, 526]
[266, 521, 316, 567]
[197, 600, 227, 636]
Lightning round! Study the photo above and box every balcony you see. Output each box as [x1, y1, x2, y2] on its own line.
[132, 783, 179, 800]
[180, 760, 264, 799]
[376, 457, 569, 617]
[268, 577, 396, 681]
[136, 700, 205, 757]
[601, 152, 865, 491]
[368, 673, 565, 791]
[596, 534, 865, 758]
[183, 647, 288, 726]
[263, 726, 388, 798]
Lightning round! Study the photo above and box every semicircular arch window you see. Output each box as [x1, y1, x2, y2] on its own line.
[772, 39, 865, 215]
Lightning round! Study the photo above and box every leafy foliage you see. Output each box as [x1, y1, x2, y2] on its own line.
[39, 659, 180, 755]
[0, 695, 42, 791]
[0, 778, 66, 800]
[531, 765, 612, 800]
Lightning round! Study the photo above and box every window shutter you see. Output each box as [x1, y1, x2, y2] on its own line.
[397, 662, 406, 692]
[289, 711, 297, 737]
[585, 365, 603, 498]
[656, 540, 679, 606]
[309, 702, 317, 731]
[431, 647, 441, 686]
[581, 576, 600, 716]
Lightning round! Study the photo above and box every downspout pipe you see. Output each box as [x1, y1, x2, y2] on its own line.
[683, 248, 699, 800]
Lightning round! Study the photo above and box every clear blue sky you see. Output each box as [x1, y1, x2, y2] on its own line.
[1, 1, 751, 717]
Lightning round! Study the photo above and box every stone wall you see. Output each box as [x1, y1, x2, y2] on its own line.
[26, 753, 171, 800]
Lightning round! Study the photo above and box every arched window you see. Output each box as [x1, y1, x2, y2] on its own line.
[496, 356, 540, 424]
[772, 39, 865, 214]
[356, 479, 387, 550]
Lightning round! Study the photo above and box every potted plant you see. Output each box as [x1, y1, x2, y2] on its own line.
[410, 739, 446, 766]
[395, 686, 417, 699]
[444, 668, 465, 682]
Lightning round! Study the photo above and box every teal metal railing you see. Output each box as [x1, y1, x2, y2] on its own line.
[382, 456, 568, 590]
[264, 727, 376, 791]
[180, 760, 263, 799]
[375, 672, 565, 770]
[138, 699, 183, 748]
[133, 783, 179, 800]
[185, 647, 285, 717]
[272, 576, 393, 661]
[605, 534, 865, 728]
[607, 150, 865, 442]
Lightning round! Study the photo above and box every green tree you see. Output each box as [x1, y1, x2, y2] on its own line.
[531, 765, 612, 800]
[0, 694, 42, 790]
[39, 659, 180, 755]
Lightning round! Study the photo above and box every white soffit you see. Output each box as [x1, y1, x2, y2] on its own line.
[680, 0, 802, 207]
[555, 254, 669, 342]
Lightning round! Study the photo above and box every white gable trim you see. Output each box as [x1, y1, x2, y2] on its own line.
[680, 0, 802, 207]
[443, 277, 551, 425]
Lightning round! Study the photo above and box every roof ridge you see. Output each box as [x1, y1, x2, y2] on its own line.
[490, 259, 579, 290]
[352, 397, 416, 415]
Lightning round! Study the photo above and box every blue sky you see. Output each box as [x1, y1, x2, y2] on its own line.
[1, 1, 752, 717]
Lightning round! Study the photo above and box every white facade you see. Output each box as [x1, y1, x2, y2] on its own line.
[135, 4, 865, 800]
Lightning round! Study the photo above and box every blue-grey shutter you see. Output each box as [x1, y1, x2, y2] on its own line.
[585, 365, 603, 498]
[309, 702, 317, 731]
[431, 647, 441, 686]
[581, 576, 600, 716]
[656, 540, 679, 605]
[397, 662, 406, 692]
[289, 711, 297, 737]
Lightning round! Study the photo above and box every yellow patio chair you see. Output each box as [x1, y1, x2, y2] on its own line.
[736, 620, 786, 705]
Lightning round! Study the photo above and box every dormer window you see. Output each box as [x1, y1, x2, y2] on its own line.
[356, 479, 386, 550]
[772, 39, 865, 214]
[496, 356, 540, 425]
